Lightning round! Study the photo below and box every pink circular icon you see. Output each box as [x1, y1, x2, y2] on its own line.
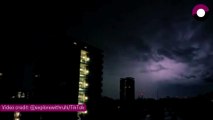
[192, 4, 210, 21]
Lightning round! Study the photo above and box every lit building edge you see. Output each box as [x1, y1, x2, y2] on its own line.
[78, 50, 90, 115]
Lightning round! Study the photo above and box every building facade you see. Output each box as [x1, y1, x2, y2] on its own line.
[0, 38, 103, 120]
[32, 39, 103, 120]
[120, 77, 135, 101]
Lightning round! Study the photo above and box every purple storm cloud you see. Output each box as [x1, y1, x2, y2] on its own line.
[68, 0, 213, 98]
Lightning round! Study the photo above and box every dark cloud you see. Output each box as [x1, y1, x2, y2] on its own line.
[67, 0, 213, 98]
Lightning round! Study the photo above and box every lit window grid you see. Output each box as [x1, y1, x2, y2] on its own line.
[78, 50, 90, 115]
[78, 93, 88, 102]
[79, 82, 88, 88]
[80, 50, 90, 63]
[80, 70, 89, 76]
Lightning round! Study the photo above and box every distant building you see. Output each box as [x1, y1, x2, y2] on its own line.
[120, 77, 135, 101]
[0, 57, 33, 120]
[0, 38, 103, 120]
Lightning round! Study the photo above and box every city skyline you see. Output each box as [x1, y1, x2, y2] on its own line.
[2, 0, 213, 99]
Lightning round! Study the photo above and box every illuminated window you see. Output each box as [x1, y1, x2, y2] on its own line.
[80, 69, 89, 76]
[79, 77, 85, 82]
[78, 50, 90, 115]
[80, 83, 85, 88]
[80, 74, 85, 77]
[79, 81, 83, 85]
[85, 70, 89, 74]
[81, 56, 90, 62]
[0, 73, 3, 76]
[85, 96, 88, 100]
[85, 57, 90, 62]
[85, 83, 88, 87]
[79, 84, 85, 88]
[79, 88, 84, 91]
[17, 92, 22, 98]
[21, 93, 25, 98]
[83, 110, 88, 114]
[35, 74, 39, 78]
[80, 64, 87, 69]
[14, 112, 21, 117]
[81, 50, 87, 55]
[81, 50, 90, 63]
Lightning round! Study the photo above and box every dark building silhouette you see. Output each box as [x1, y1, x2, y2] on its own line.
[0, 38, 103, 120]
[0, 59, 34, 120]
[120, 77, 135, 101]
[32, 39, 103, 120]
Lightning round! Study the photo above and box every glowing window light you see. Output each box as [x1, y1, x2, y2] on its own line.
[80, 64, 87, 68]
[0, 73, 3, 76]
[81, 57, 90, 62]
[14, 112, 21, 117]
[14, 118, 20, 120]
[85, 96, 88, 100]
[79, 81, 83, 84]
[83, 110, 88, 114]
[82, 56, 86, 59]
[84, 70, 89, 75]
[78, 50, 90, 116]
[81, 59, 88, 63]
[86, 57, 90, 62]
[80, 70, 89, 75]
[79, 84, 85, 88]
[17, 92, 22, 98]
[78, 102, 84, 104]
[80, 74, 85, 77]
[81, 50, 87, 55]
[21, 93, 25, 98]
[79, 89, 85, 93]
[79, 88, 84, 90]
[80, 77, 86, 81]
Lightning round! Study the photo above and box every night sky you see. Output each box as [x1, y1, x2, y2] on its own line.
[3, 0, 213, 99]
[66, 0, 213, 99]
